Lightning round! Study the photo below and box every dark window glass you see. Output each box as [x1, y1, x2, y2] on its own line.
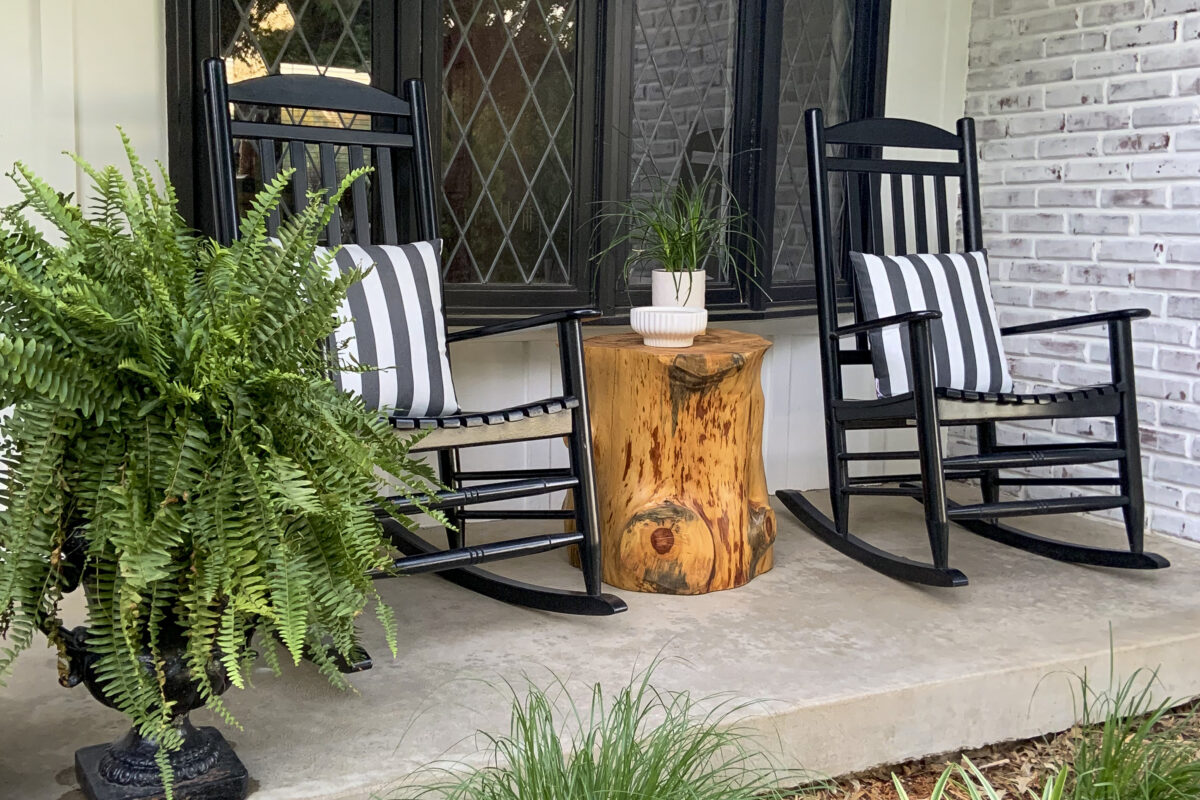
[440, 0, 578, 286]
[220, 0, 372, 83]
[627, 0, 738, 285]
[771, 0, 855, 286]
[218, 1, 374, 238]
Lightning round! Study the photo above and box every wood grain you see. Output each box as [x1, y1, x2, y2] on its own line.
[575, 329, 776, 594]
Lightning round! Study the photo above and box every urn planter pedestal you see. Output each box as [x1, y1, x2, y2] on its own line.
[61, 626, 250, 800]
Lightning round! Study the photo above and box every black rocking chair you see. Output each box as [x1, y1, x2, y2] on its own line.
[776, 108, 1169, 587]
[203, 59, 625, 616]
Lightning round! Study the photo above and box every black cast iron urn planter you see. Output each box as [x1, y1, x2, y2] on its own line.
[60, 625, 249, 800]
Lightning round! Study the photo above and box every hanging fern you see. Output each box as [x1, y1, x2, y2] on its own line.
[0, 134, 440, 776]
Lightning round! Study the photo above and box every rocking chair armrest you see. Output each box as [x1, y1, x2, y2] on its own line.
[999, 308, 1150, 337]
[831, 310, 942, 339]
[446, 309, 602, 343]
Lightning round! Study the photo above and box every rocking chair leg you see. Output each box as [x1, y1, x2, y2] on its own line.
[560, 318, 604, 597]
[1120, 476, 1145, 554]
[919, 453, 951, 569]
[570, 452, 603, 597]
[911, 322, 951, 569]
[829, 428, 851, 535]
[438, 449, 464, 550]
[1111, 319, 1145, 553]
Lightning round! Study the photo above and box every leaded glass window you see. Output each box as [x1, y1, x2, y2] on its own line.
[627, 0, 738, 285]
[218, 1, 375, 237]
[220, 0, 371, 84]
[440, 0, 578, 286]
[771, 0, 855, 286]
[173, 0, 886, 316]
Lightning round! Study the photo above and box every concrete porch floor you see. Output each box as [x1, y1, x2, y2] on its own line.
[4, 491, 1200, 800]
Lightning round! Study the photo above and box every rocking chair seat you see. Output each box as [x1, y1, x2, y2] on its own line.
[390, 397, 578, 451]
[836, 384, 1122, 427]
[936, 384, 1121, 423]
[936, 384, 1115, 405]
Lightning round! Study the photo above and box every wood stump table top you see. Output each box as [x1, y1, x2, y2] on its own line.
[579, 328, 776, 594]
[584, 329, 772, 357]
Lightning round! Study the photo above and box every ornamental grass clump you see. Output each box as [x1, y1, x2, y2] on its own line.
[893, 759, 1069, 800]
[882, 665, 1200, 800]
[1066, 667, 1200, 800]
[0, 136, 438, 771]
[398, 662, 796, 800]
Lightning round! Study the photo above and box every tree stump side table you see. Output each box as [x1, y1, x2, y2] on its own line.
[575, 328, 776, 594]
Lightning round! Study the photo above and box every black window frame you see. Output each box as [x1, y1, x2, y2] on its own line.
[166, 0, 890, 324]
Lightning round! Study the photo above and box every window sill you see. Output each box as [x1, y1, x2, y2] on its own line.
[447, 305, 823, 344]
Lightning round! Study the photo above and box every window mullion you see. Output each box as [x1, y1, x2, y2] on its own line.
[730, 0, 783, 311]
[593, 0, 633, 316]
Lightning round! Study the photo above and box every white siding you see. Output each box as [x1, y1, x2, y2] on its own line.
[0, 0, 168, 207]
[886, 0, 973, 128]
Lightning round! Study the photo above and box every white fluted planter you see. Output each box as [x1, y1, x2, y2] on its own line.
[629, 306, 708, 348]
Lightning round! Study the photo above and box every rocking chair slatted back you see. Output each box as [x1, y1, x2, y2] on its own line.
[804, 108, 985, 382]
[203, 58, 626, 619]
[203, 59, 438, 250]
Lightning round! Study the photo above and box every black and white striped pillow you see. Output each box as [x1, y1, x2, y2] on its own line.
[850, 251, 1013, 398]
[324, 240, 459, 417]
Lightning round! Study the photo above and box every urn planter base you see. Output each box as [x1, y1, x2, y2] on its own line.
[75, 721, 249, 800]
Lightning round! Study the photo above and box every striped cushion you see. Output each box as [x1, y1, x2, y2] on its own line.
[850, 251, 1013, 398]
[325, 240, 459, 416]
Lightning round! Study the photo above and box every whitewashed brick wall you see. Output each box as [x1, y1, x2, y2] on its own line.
[965, 0, 1200, 541]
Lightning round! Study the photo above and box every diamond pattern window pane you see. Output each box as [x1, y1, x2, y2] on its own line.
[441, 0, 578, 286]
[772, 0, 855, 285]
[219, 0, 373, 232]
[628, 0, 738, 284]
[220, 0, 371, 84]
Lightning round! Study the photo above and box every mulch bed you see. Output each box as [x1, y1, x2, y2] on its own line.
[796, 701, 1200, 800]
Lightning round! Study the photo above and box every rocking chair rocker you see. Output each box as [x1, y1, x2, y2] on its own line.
[203, 59, 626, 616]
[776, 108, 1169, 587]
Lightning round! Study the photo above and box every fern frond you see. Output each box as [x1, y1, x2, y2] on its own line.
[0, 135, 436, 786]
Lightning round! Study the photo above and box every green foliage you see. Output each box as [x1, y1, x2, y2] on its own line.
[592, 173, 761, 302]
[1065, 668, 1200, 800]
[890, 667, 1200, 800]
[396, 661, 797, 800]
[892, 759, 1068, 800]
[0, 135, 439, 770]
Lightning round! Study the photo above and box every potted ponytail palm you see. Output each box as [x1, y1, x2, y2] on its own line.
[594, 173, 759, 347]
[0, 138, 439, 799]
